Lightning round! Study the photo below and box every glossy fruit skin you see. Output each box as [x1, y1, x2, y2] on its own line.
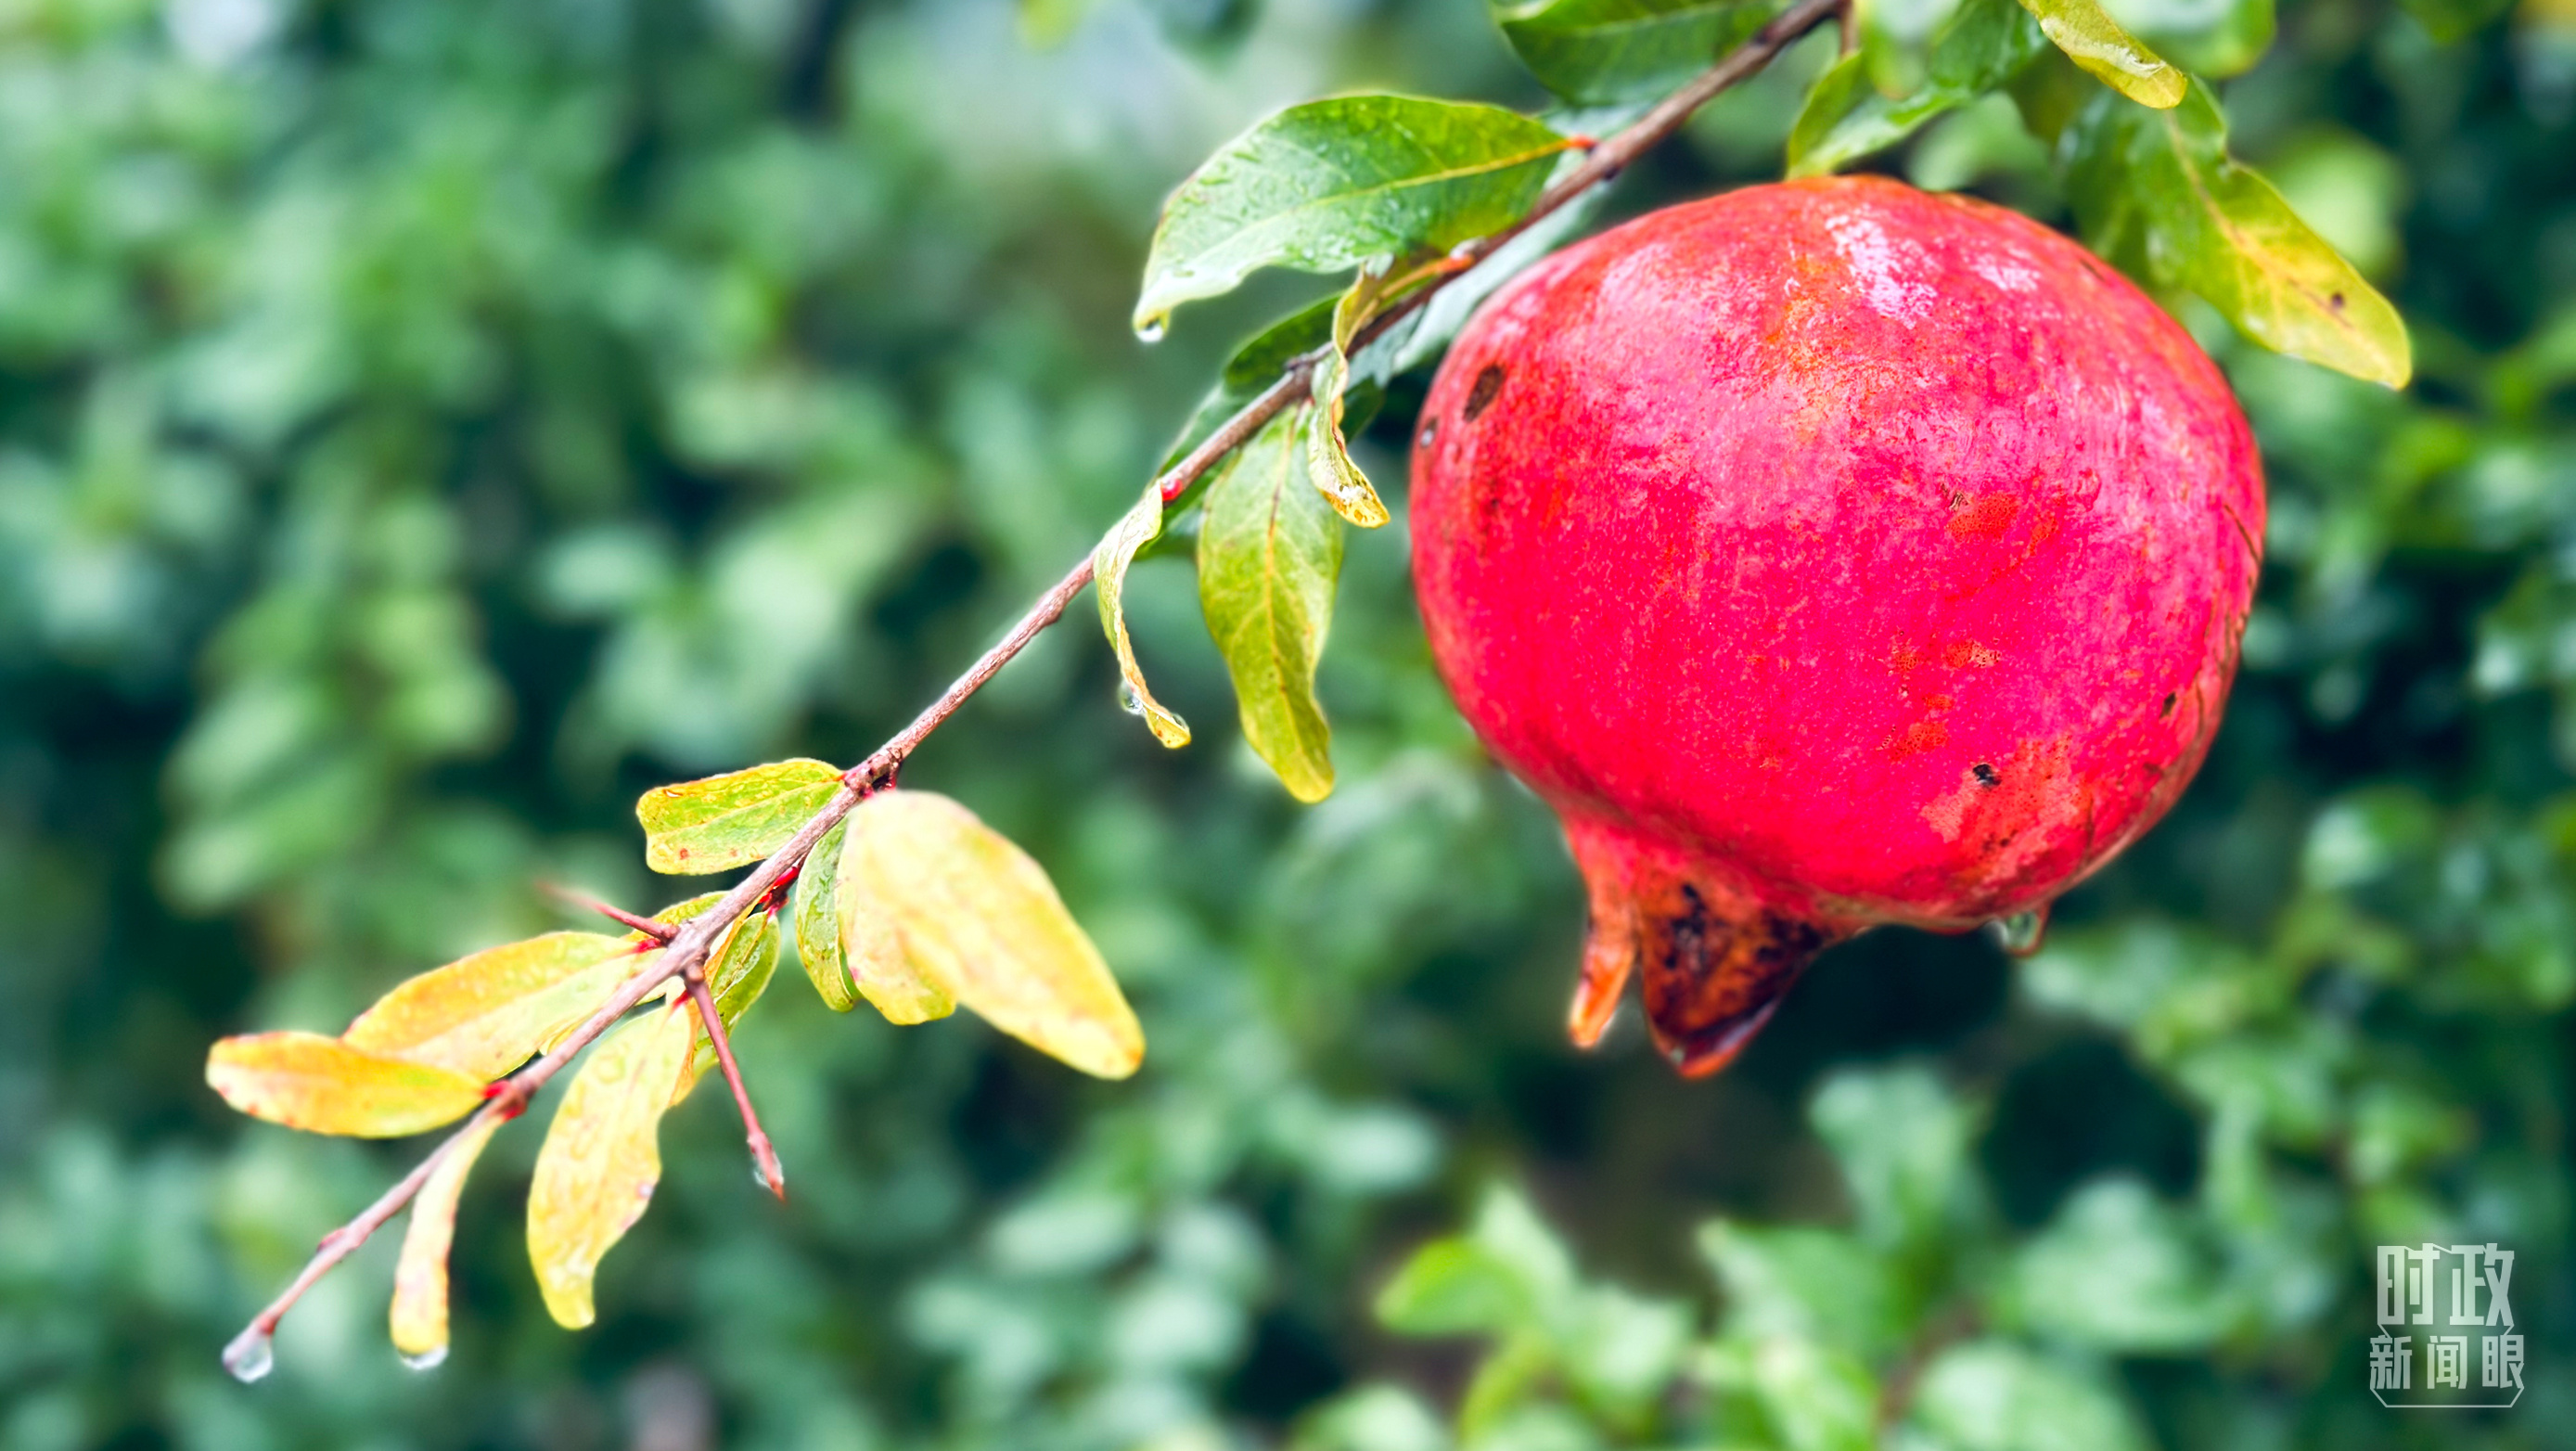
[1410, 175, 2262, 1075]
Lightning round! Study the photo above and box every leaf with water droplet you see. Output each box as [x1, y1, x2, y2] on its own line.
[839, 790, 1142, 1077]
[635, 758, 842, 875]
[342, 931, 645, 1081]
[2014, 0, 2184, 107]
[1990, 906, 2050, 956]
[1133, 96, 1573, 336]
[1198, 409, 1340, 803]
[390, 1113, 501, 1366]
[526, 999, 698, 1329]
[1092, 480, 1193, 748]
[223, 1329, 275, 1382]
[2065, 79, 2410, 387]
[207, 1033, 487, 1137]
[791, 820, 859, 1012]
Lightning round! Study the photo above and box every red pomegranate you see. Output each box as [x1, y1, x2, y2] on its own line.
[1409, 176, 2262, 1076]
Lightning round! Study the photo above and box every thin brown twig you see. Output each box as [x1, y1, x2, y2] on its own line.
[542, 879, 781, 1193]
[220, 6, 1844, 1373]
[682, 958, 786, 1200]
[541, 880, 677, 942]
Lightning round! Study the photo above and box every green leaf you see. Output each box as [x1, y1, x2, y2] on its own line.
[1810, 1066, 1976, 1249]
[840, 789, 1143, 1077]
[1198, 409, 1340, 803]
[1902, 1342, 2152, 1451]
[2066, 80, 2412, 387]
[2014, 0, 2185, 107]
[1134, 96, 1572, 336]
[1376, 1188, 1574, 1336]
[341, 931, 643, 1081]
[1092, 480, 1193, 747]
[791, 820, 859, 1012]
[206, 1032, 487, 1137]
[526, 998, 697, 1329]
[1493, 0, 1781, 105]
[635, 758, 841, 875]
[1788, 0, 2047, 175]
[390, 1112, 501, 1364]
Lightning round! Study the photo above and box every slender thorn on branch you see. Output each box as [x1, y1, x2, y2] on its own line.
[541, 880, 678, 943]
[684, 955, 787, 1200]
[220, 6, 1843, 1368]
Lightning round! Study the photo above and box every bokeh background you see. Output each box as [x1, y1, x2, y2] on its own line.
[5, 0, 2575, 1446]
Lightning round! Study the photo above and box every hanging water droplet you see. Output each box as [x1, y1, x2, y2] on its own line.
[1116, 680, 1147, 717]
[400, 1343, 449, 1372]
[1134, 316, 1167, 344]
[1989, 907, 2048, 957]
[223, 1329, 276, 1383]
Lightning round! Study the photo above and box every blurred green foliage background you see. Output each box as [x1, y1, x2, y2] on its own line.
[4, 0, 2575, 1447]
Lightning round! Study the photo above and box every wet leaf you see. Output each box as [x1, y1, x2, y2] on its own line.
[1788, 0, 2046, 175]
[2015, 0, 2184, 107]
[837, 812, 957, 1026]
[526, 999, 697, 1329]
[840, 790, 1142, 1077]
[791, 820, 859, 1012]
[390, 1113, 502, 1364]
[1092, 481, 1193, 748]
[2067, 81, 2411, 387]
[636, 758, 842, 875]
[1198, 409, 1340, 803]
[1134, 96, 1571, 335]
[342, 931, 644, 1081]
[1494, 0, 1781, 104]
[1301, 263, 1424, 531]
[206, 1032, 486, 1137]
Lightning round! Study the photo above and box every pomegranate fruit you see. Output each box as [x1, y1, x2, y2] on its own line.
[1409, 175, 2262, 1076]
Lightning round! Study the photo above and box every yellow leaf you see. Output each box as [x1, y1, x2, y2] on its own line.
[636, 758, 842, 875]
[842, 790, 1141, 1077]
[389, 1113, 501, 1365]
[525, 1000, 697, 1329]
[1092, 480, 1193, 749]
[838, 813, 956, 1026]
[2015, 0, 2185, 108]
[343, 931, 645, 1081]
[1304, 350, 1391, 530]
[206, 1032, 486, 1137]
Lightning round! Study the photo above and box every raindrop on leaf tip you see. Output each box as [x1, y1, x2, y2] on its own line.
[400, 1343, 449, 1372]
[223, 1330, 276, 1383]
[1989, 908, 2048, 957]
[1134, 316, 1167, 344]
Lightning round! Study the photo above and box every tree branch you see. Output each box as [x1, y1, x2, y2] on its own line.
[220, 2, 1844, 1372]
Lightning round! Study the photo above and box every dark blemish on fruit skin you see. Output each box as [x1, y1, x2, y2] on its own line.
[1464, 364, 1506, 421]
[2161, 692, 2177, 718]
[1972, 762, 2000, 788]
